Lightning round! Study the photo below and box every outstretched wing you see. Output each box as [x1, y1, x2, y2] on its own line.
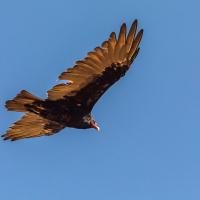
[47, 20, 143, 112]
[2, 112, 64, 141]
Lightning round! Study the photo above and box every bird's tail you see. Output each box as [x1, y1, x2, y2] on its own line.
[5, 90, 43, 112]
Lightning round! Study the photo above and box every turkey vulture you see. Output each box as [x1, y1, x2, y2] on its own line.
[2, 20, 143, 141]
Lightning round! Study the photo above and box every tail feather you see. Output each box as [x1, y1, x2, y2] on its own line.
[5, 90, 43, 112]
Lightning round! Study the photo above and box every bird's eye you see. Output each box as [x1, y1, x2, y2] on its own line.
[91, 120, 95, 125]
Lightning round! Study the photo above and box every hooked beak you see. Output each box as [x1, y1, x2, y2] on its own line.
[95, 125, 100, 132]
[90, 122, 100, 132]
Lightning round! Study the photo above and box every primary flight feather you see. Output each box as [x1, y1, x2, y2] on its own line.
[2, 20, 143, 141]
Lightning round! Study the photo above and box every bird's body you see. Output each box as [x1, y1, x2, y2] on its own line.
[2, 20, 143, 141]
[28, 98, 93, 129]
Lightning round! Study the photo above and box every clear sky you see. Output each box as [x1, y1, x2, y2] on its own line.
[1, 0, 200, 199]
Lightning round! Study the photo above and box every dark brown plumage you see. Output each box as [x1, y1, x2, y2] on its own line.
[2, 20, 143, 141]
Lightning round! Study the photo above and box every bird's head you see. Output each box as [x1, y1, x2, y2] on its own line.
[82, 114, 100, 131]
[89, 118, 100, 132]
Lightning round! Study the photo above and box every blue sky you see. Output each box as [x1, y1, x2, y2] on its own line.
[1, 0, 200, 199]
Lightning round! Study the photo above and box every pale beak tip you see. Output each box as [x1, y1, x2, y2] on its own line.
[96, 126, 100, 132]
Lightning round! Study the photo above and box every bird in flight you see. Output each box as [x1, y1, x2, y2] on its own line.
[2, 20, 143, 141]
